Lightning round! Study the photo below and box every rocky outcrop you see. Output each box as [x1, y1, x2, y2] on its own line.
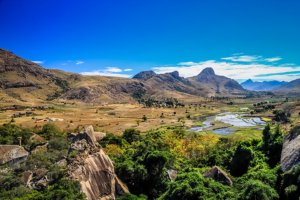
[133, 70, 156, 81]
[0, 145, 29, 166]
[203, 166, 233, 186]
[281, 126, 300, 172]
[68, 125, 128, 200]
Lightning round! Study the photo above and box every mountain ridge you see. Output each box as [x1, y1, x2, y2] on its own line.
[241, 79, 287, 91]
[0, 49, 264, 104]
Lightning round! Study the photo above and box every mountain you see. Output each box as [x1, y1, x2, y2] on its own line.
[0, 49, 249, 104]
[188, 67, 246, 96]
[275, 78, 300, 95]
[0, 49, 146, 104]
[0, 48, 73, 104]
[241, 79, 287, 91]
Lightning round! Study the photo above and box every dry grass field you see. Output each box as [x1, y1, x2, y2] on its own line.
[0, 97, 299, 135]
[0, 101, 221, 135]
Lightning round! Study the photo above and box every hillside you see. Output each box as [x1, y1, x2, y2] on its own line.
[241, 79, 287, 91]
[0, 49, 148, 104]
[275, 78, 300, 95]
[0, 49, 248, 104]
[0, 48, 73, 104]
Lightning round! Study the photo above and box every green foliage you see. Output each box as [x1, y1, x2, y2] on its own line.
[262, 124, 283, 167]
[273, 110, 289, 123]
[236, 163, 280, 192]
[99, 133, 126, 147]
[123, 129, 141, 144]
[159, 171, 234, 200]
[0, 122, 288, 200]
[230, 142, 254, 176]
[279, 165, 300, 199]
[0, 123, 33, 146]
[39, 123, 62, 140]
[238, 180, 279, 200]
[42, 179, 85, 200]
[117, 193, 147, 200]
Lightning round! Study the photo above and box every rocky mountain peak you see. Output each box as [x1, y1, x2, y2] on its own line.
[198, 67, 215, 77]
[133, 70, 156, 81]
[168, 71, 180, 78]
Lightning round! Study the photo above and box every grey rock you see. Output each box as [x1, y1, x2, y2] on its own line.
[281, 126, 300, 172]
[203, 166, 233, 186]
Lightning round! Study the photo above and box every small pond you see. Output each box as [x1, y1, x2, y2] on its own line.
[189, 112, 266, 135]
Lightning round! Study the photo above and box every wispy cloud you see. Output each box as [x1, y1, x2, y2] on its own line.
[264, 57, 282, 62]
[222, 54, 282, 63]
[105, 67, 122, 73]
[222, 55, 261, 62]
[81, 67, 131, 78]
[153, 55, 300, 81]
[32, 60, 44, 64]
[124, 68, 133, 72]
[76, 60, 84, 65]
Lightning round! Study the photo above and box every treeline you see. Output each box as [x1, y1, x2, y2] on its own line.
[101, 125, 300, 200]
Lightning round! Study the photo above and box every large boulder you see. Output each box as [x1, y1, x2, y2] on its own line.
[68, 125, 128, 200]
[203, 166, 233, 186]
[0, 145, 29, 166]
[281, 126, 300, 172]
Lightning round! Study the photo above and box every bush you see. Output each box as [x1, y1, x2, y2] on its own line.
[0, 123, 32, 146]
[238, 180, 279, 200]
[39, 123, 62, 139]
[159, 171, 234, 200]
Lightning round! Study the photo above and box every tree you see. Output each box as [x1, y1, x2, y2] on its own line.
[273, 110, 289, 123]
[142, 115, 147, 122]
[123, 129, 141, 144]
[262, 124, 272, 152]
[262, 124, 283, 167]
[230, 143, 253, 177]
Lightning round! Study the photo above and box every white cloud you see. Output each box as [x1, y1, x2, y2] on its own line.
[124, 68, 133, 72]
[81, 67, 131, 78]
[105, 67, 122, 73]
[81, 71, 131, 78]
[76, 61, 84, 65]
[153, 59, 300, 82]
[264, 57, 282, 62]
[32, 60, 44, 64]
[222, 55, 261, 62]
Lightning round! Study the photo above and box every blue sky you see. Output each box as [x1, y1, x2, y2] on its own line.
[1, 0, 300, 81]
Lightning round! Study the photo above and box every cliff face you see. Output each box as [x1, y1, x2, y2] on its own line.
[68, 126, 128, 200]
[281, 126, 300, 172]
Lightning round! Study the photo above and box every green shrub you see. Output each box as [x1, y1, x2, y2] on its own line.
[238, 180, 279, 200]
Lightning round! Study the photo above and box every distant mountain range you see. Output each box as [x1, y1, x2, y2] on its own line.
[0, 48, 299, 104]
[241, 79, 287, 91]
